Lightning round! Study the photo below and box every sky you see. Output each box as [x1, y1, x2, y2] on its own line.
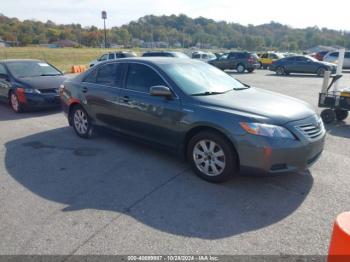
[1, 0, 349, 30]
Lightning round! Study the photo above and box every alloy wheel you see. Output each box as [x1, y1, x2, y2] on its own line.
[10, 93, 19, 112]
[193, 139, 226, 176]
[73, 109, 89, 135]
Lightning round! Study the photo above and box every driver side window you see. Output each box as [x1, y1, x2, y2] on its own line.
[126, 64, 166, 93]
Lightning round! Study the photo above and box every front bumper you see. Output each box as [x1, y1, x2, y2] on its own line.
[22, 93, 61, 109]
[237, 134, 325, 175]
[234, 116, 326, 175]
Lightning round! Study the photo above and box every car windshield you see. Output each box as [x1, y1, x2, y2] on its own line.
[7, 61, 61, 78]
[161, 62, 246, 95]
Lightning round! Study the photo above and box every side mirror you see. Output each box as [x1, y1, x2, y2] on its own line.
[0, 74, 9, 82]
[150, 85, 172, 97]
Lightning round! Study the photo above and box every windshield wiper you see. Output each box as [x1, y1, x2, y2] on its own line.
[40, 74, 61, 76]
[191, 91, 226, 96]
[233, 86, 250, 90]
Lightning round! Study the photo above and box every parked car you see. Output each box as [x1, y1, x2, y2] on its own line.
[323, 51, 350, 69]
[0, 59, 65, 112]
[60, 57, 325, 183]
[208, 52, 260, 73]
[192, 51, 216, 62]
[89, 51, 137, 67]
[142, 51, 189, 58]
[258, 52, 284, 69]
[269, 55, 337, 76]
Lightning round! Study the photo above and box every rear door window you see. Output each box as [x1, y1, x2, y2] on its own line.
[84, 63, 124, 87]
[125, 64, 165, 93]
[228, 53, 237, 59]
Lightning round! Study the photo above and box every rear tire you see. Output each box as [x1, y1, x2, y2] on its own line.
[335, 109, 348, 121]
[236, 64, 246, 73]
[9, 91, 23, 113]
[276, 67, 285, 76]
[187, 131, 238, 183]
[321, 109, 336, 124]
[247, 68, 254, 73]
[70, 105, 94, 138]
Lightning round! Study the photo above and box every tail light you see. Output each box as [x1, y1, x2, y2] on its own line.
[248, 56, 254, 64]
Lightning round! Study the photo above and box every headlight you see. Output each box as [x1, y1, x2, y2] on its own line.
[240, 122, 295, 139]
[23, 88, 41, 94]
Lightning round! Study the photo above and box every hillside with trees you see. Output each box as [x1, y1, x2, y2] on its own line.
[0, 13, 349, 51]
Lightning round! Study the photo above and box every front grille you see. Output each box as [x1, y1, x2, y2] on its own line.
[39, 88, 58, 94]
[296, 119, 324, 140]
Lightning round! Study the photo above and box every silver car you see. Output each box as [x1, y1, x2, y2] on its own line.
[323, 51, 350, 68]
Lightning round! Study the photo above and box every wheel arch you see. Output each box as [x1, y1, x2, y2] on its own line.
[183, 125, 240, 168]
[68, 102, 81, 126]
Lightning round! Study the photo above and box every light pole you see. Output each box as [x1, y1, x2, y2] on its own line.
[101, 11, 107, 48]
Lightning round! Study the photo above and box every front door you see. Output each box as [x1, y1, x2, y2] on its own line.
[118, 63, 183, 149]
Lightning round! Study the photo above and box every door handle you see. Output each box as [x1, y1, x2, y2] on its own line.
[82, 87, 88, 93]
[121, 96, 130, 103]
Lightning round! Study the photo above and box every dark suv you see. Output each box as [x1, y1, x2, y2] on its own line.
[209, 52, 260, 73]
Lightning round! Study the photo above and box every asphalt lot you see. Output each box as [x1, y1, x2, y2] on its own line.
[0, 69, 350, 255]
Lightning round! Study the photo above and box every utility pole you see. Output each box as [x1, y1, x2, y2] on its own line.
[102, 11, 107, 48]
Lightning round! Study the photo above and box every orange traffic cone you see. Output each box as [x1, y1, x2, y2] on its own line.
[328, 212, 350, 262]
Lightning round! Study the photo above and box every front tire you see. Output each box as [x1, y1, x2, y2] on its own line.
[9, 91, 23, 113]
[70, 105, 94, 138]
[187, 131, 238, 183]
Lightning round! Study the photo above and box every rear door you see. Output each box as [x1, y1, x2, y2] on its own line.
[227, 53, 239, 69]
[81, 62, 126, 128]
[117, 62, 183, 148]
[283, 57, 297, 72]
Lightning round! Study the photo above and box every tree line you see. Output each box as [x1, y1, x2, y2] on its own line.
[1, 13, 349, 51]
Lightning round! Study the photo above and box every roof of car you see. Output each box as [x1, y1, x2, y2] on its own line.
[0, 59, 42, 63]
[99, 57, 199, 65]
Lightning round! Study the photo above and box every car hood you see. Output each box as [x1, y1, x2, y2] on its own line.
[193, 87, 316, 125]
[17, 75, 66, 90]
[89, 60, 99, 66]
